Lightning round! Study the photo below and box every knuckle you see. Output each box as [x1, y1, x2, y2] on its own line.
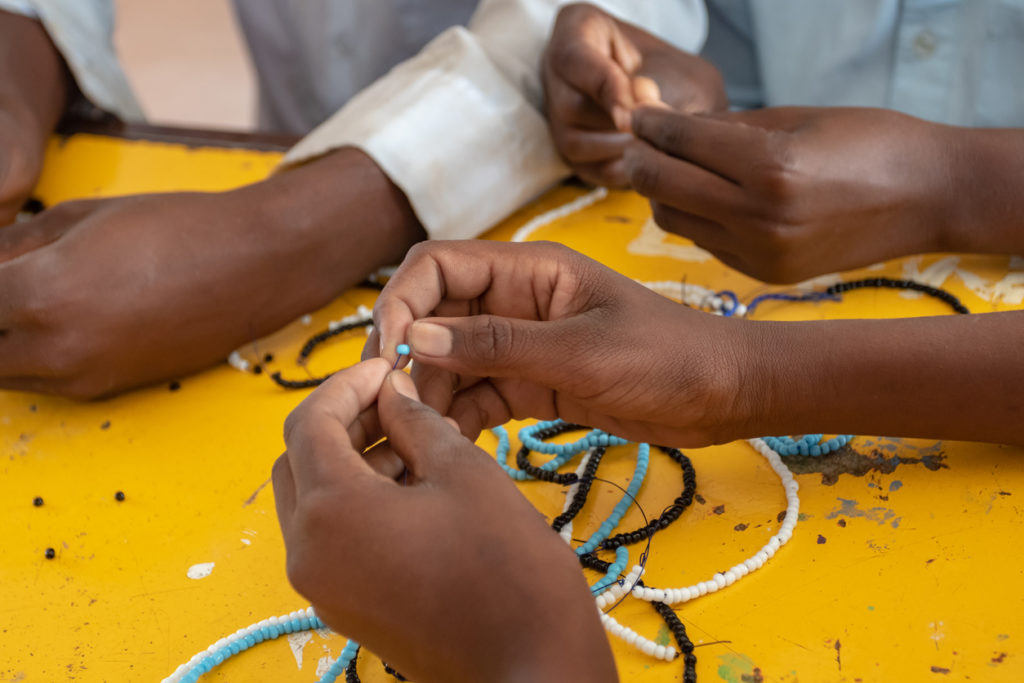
[650, 202, 676, 232]
[468, 316, 515, 364]
[629, 156, 662, 197]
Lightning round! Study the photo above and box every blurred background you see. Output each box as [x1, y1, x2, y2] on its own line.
[115, 0, 257, 130]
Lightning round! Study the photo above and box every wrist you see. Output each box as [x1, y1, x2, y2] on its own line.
[940, 125, 1024, 254]
[233, 146, 426, 303]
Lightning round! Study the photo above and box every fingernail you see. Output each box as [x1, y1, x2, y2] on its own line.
[612, 105, 632, 132]
[389, 370, 419, 401]
[408, 322, 452, 357]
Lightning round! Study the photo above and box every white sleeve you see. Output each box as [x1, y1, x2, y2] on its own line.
[0, 0, 37, 16]
[281, 0, 708, 241]
[1, 0, 143, 121]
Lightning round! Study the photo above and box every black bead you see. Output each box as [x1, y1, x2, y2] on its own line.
[168, 381, 181, 391]
[45, 548, 55, 559]
[252, 365, 263, 375]
[33, 496, 43, 507]
[264, 353, 274, 363]
[115, 491, 126, 502]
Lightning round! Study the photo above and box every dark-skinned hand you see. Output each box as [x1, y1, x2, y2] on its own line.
[273, 359, 618, 683]
[542, 3, 726, 187]
[626, 106, 961, 283]
[0, 148, 423, 398]
[365, 240, 750, 447]
[0, 10, 69, 226]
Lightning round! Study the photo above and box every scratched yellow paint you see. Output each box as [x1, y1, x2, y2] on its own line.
[1, 134, 1022, 683]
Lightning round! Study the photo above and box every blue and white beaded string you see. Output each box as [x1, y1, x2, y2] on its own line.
[161, 607, 358, 683]
[504, 419, 810, 663]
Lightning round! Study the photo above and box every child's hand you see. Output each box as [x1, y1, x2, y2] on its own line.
[626, 106, 958, 283]
[542, 3, 726, 187]
[273, 359, 618, 683]
[367, 240, 753, 447]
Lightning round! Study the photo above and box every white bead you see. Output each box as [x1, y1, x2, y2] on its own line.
[642, 641, 657, 656]
[655, 645, 668, 660]
[725, 570, 737, 584]
[697, 582, 708, 596]
[625, 631, 638, 646]
[713, 574, 726, 590]
[680, 587, 693, 602]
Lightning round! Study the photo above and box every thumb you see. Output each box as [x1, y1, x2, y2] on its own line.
[404, 314, 575, 385]
[0, 200, 91, 263]
[377, 370, 469, 479]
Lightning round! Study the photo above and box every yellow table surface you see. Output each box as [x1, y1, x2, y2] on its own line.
[2, 134, 1023, 683]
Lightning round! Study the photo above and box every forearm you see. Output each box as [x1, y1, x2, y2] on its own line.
[0, 10, 68, 140]
[944, 126, 1024, 255]
[229, 147, 425, 316]
[739, 312, 1024, 446]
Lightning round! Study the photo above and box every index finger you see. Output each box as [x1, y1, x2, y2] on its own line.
[369, 241, 580, 365]
[282, 358, 392, 497]
[632, 107, 769, 183]
[550, 35, 637, 130]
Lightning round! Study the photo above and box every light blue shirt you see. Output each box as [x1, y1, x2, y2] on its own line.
[703, 0, 1024, 127]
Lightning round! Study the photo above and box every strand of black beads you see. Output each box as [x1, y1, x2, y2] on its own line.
[651, 601, 697, 683]
[297, 318, 374, 363]
[550, 446, 607, 532]
[382, 662, 408, 681]
[826, 277, 970, 314]
[601, 447, 696, 550]
[515, 422, 589, 484]
[345, 644, 362, 683]
[268, 372, 332, 389]
[577, 552, 612, 574]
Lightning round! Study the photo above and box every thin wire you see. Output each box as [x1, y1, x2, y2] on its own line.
[588, 476, 653, 614]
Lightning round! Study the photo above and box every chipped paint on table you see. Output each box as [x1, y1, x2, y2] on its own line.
[1, 135, 1023, 682]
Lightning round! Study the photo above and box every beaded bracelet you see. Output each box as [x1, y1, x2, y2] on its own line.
[762, 433, 853, 457]
[600, 446, 697, 550]
[552, 447, 605, 537]
[161, 607, 359, 683]
[626, 437, 800, 606]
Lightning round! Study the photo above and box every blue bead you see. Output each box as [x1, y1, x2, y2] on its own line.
[396, 343, 411, 356]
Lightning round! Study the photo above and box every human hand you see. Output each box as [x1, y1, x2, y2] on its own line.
[366, 240, 750, 447]
[273, 359, 617, 683]
[0, 10, 70, 226]
[0, 147, 423, 398]
[542, 3, 726, 187]
[0, 107, 43, 226]
[626, 106, 957, 283]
